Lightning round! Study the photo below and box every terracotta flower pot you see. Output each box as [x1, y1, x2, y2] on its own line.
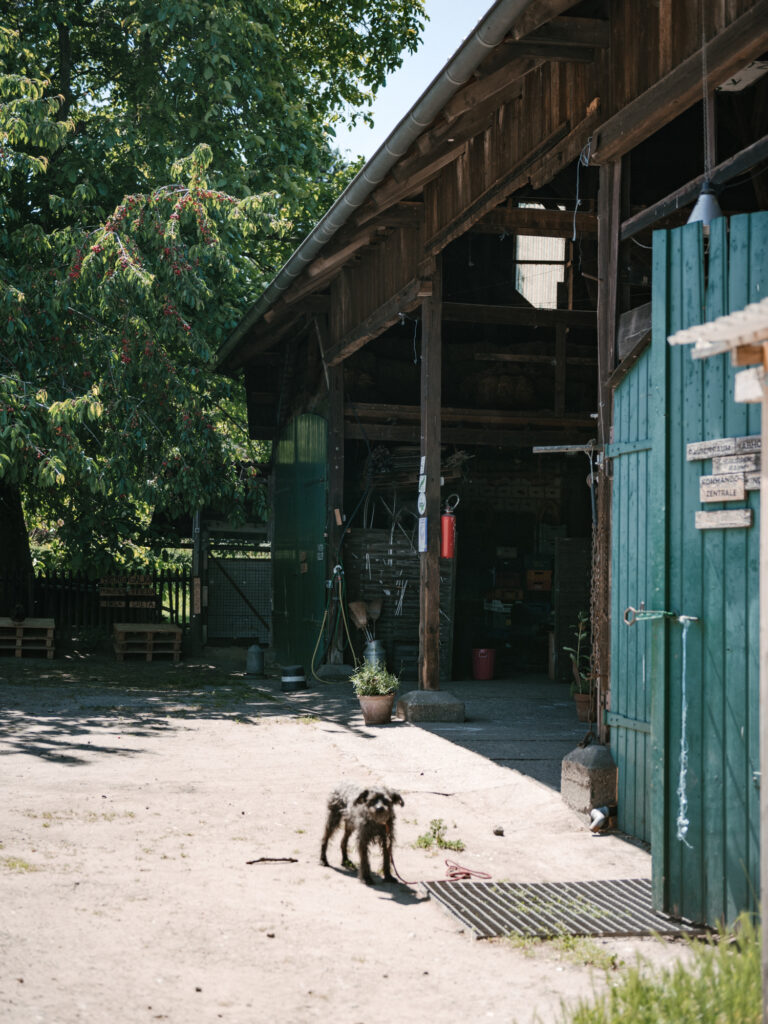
[358, 693, 396, 725]
[574, 692, 596, 723]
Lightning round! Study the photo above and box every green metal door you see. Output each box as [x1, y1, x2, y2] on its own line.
[271, 413, 328, 671]
[610, 213, 765, 925]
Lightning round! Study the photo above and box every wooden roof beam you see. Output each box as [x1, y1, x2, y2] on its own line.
[518, 16, 609, 49]
[345, 403, 596, 427]
[443, 301, 595, 329]
[426, 112, 601, 255]
[471, 206, 597, 238]
[325, 277, 432, 366]
[223, 312, 310, 370]
[362, 143, 468, 218]
[345, 422, 595, 447]
[590, 0, 768, 164]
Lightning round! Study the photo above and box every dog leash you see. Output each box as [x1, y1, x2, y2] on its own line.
[443, 858, 492, 881]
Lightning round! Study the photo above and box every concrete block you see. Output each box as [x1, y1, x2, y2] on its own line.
[396, 689, 465, 723]
[561, 744, 617, 816]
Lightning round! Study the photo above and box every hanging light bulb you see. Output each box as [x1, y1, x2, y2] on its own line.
[687, 179, 723, 232]
[687, 2, 725, 235]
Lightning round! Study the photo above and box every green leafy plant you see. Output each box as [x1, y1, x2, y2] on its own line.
[349, 661, 399, 697]
[414, 818, 465, 852]
[558, 913, 760, 1024]
[563, 610, 593, 696]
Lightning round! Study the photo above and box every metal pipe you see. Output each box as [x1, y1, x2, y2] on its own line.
[217, 0, 539, 366]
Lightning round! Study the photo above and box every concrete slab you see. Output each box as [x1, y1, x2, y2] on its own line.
[396, 688, 465, 722]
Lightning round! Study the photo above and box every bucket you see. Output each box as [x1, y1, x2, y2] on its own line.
[281, 664, 307, 691]
[246, 644, 264, 677]
[472, 648, 495, 680]
[363, 640, 385, 667]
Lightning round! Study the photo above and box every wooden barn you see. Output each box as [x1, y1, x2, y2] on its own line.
[217, 0, 768, 926]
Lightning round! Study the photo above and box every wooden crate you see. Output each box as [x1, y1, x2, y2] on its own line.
[0, 617, 55, 659]
[112, 622, 182, 663]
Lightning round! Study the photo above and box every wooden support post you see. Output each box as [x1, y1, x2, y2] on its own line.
[419, 259, 442, 691]
[555, 324, 567, 417]
[594, 160, 622, 742]
[319, 316, 346, 665]
[760, 379, 768, 1024]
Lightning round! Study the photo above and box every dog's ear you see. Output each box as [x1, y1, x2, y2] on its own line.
[354, 789, 370, 805]
[389, 790, 404, 807]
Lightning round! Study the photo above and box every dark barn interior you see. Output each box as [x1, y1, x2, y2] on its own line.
[224, 0, 768, 690]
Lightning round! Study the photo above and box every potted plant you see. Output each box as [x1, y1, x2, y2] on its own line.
[350, 661, 399, 725]
[563, 610, 596, 722]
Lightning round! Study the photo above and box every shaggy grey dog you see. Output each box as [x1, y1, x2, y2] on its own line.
[320, 784, 404, 885]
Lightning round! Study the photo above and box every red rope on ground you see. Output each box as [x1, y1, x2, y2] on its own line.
[444, 859, 492, 881]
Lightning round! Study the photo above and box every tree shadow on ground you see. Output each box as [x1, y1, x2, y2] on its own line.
[0, 653, 380, 766]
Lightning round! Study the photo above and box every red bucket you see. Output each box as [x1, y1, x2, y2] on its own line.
[472, 648, 495, 680]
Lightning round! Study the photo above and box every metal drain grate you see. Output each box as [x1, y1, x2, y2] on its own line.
[423, 878, 701, 939]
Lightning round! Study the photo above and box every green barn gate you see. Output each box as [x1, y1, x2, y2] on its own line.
[609, 213, 766, 925]
[271, 413, 328, 672]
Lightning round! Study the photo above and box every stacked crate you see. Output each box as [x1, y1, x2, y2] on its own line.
[0, 617, 55, 659]
[112, 622, 182, 663]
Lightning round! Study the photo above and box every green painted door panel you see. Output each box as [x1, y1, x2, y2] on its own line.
[272, 414, 328, 671]
[611, 213, 765, 927]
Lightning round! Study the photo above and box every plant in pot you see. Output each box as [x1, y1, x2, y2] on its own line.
[350, 660, 399, 725]
[563, 610, 596, 723]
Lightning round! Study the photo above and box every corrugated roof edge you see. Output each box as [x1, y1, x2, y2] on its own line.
[216, 0, 539, 368]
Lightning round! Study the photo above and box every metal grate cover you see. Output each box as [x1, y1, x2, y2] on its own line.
[423, 878, 701, 939]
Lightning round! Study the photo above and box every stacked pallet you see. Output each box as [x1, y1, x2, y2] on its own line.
[113, 622, 182, 663]
[0, 617, 55, 659]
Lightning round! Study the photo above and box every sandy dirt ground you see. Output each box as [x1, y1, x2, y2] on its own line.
[0, 654, 693, 1024]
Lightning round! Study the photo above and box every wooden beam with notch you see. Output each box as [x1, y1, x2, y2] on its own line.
[344, 422, 595, 446]
[471, 206, 597, 238]
[344, 402, 596, 429]
[442, 301, 595, 329]
[501, 42, 596, 62]
[366, 144, 468, 215]
[590, 0, 768, 164]
[223, 312, 310, 370]
[325, 277, 431, 366]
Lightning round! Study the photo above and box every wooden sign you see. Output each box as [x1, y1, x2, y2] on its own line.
[695, 508, 753, 530]
[686, 434, 761, 461]
[712, 454, 760, 473]
[699, 474, 745, 502]
[746, 472, 761, 491]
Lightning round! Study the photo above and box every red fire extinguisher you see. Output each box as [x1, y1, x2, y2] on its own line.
[440, 494, 460, 559]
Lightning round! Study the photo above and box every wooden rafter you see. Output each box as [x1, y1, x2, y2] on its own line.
[471, 206, 597, 238]
[344, 402, 595, 428]
[442, 301, 595, 328]
[325, 277, 432, 366]
[590, 0, 768, 164]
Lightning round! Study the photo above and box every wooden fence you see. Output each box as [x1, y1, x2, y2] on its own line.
[2, 570, 191, 630]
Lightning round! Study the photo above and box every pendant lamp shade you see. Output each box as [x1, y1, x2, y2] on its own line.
[687, 180, 724, 231]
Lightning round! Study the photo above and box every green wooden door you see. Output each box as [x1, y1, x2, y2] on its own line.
[608, 345, 654, 843]
[272, 414, 328, 671]
[610, 213, 765, 925]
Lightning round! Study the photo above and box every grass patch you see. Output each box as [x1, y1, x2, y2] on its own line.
[558, 914, 759, 1024]
[1, 856, 39, 873]
[504, 933, 621, 971]
[414, 818, 465, 852]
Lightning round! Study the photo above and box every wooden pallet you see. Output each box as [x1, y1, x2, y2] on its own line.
[112, 622, 182, 663]
[0, 617, 55, 659]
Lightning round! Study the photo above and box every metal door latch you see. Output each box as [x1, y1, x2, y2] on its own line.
[624, 603, 699, 626]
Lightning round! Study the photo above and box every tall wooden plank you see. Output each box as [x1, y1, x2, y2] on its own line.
[701, 218, 728, 925]
[650, 229, 671, 910]
[419, 260, 443, 691]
